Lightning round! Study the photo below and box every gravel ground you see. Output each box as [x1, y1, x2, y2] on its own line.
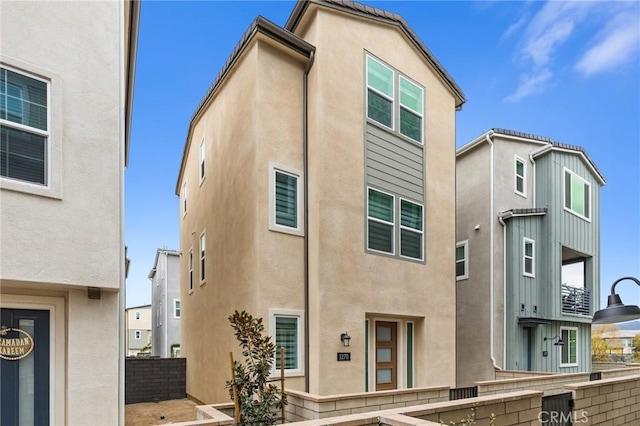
[125, 399, 198, 425]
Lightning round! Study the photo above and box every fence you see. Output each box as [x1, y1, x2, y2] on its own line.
[449, 386, 478, 400]
[125, 357, 186, 404]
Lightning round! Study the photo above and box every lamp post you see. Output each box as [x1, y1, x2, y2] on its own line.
[592, 277, 640, 324]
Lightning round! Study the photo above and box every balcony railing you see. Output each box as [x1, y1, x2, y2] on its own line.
[561, 285, 590, 316]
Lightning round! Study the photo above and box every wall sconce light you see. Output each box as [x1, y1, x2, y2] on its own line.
[340, 332, 351, 347]
[544, 336, 564, 346]
[593, 277, 640, 324]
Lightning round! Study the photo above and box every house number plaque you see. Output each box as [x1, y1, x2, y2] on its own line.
[337, 352, 351, 361]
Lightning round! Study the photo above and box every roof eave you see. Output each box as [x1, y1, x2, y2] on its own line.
[285, 0, 466, 108]
[174, 16, 315, 195]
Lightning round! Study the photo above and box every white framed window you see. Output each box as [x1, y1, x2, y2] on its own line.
[199, 232, 206, 284]
[199, 138, 206, 183]
[1, 66, 49, 186]
[564, 168, 591, 221]
[269, 309, 304, 377]
[523, 238, 535, 277]
[135, 311, 141, 320]
[157, 302, 162, 326]
[182, 181, 187, 217]
[268, 162, 304, 236]
[399, 76, 423, 143]
[366, 55, 394, 130]
[173, 299, 180, 318]
[456, 240, 468, 280]
[367, 187, 395, 255]
[515, 156, 526, 197]
[135, 330, 141, 340]
[560, 327, 578, 366]
[366, 54, 424, 144]
[188, 248, 194, 292]
[399, 198, 423, 260]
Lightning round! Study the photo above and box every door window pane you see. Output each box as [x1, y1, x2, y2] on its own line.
[18, 319, 35, 426]
[377, 326, 392, 342]
[377, 348, 392, 362]
[377, 368, 392, 383]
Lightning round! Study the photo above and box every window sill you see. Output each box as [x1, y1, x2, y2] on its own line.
[270, 370, 304, 379]
[456, 276, 469, 281]
[559, 363, 578, 368]
[188, 289, 194, 295]
[199, 281, 206, 287]
[1, 178, 62, 200]
[269, 225, 304, 237]
[563, 207, 591, 223]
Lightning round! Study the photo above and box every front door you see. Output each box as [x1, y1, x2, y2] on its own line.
[523, 327, 532, 371]
[0, 308, 50, 426]
[375, 321, 397, 390]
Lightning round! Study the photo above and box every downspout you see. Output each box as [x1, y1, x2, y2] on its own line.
[485, 133, 500, 370]
[528, 154, 536, 205]
[303, 50, 315, 393]
[498, 215, 507, 368]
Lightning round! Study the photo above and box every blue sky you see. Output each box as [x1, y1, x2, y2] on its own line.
[126, 1, 640, 313]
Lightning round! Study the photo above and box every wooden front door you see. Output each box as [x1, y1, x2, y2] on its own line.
[375, 321, 397, 390]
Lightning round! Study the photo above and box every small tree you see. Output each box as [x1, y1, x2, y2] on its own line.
[592, 324, 621, 362]
[633, 333, 640, 363]
[226, 310, 286, 425]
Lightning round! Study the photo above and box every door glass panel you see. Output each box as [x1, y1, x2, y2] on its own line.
[377, 348, 392, 362]
[377, 368, 392, 383]
[377, 326, 391, 342]
[19, 319, 35, 426]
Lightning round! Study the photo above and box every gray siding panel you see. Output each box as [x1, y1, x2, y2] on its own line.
[366, 124, 424, 202]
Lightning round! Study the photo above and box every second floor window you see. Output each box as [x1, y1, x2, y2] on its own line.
[275, 170, 298, 228]
[135, 312, 141, 320]
[174, 299, 181, 318]
[1, 66, 49, 185]
[182, 182, 187, 216]
[367, 188, 423, 261]
[523, 238, 535, 277]
[456, 241, 468, 280]
[561, 328, 578, 366]
[188, 248, 193, 291]
[199, 233, 205, 283]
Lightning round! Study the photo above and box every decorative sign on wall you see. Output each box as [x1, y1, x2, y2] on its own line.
[337, 352, 351, 361]
[0, 326, 34, 360]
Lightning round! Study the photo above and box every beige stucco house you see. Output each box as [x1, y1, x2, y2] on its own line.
[0, 1, 138, 424]
[125, 305, 153, 357]
[176, 0, 465, 403]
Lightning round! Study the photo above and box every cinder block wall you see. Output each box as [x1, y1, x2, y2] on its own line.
[125, 358, 186, 404]
[567, 375, 640, 425]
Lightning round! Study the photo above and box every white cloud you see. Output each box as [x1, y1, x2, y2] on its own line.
[576, 12, 640, 76]
[504, 68, 553, 103]
[501, 14, 528, 42]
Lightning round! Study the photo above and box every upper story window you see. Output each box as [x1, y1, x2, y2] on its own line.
[523, 238, 535, 277]
[367, 188, 424, 261]
[199, 232, 206, 283]
[269, 162, 304, 236]
[135, 312, 141, 320]
[135, 330, 141, 340]
[515, 156, 526, 197]
[173, 299, 181, 318]
[456, 240, 468, 280]
[366, 55, 424, 144]
[564, 168, 590, 221]
[1, 66, 49, 185]
[199, 139, 206, 183]
[182, 182, 187, 216]
[188, 248, 194, 292]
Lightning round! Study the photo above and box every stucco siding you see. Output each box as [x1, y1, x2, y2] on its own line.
[303, 7, 457, 395]
[0, 1, 123, 290]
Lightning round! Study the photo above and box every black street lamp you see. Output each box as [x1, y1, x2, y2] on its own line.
[592, 277, 640, 324]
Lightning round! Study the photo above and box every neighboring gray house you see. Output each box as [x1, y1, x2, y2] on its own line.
[456, 129, 605, 384]
[149, 249, 181, 357]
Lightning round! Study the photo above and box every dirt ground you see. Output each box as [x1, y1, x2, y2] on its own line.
[125, 399, 198, 426]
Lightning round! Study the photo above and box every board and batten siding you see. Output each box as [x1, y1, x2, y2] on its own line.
[534, 151, 601, 319]
[365, 124, 424, 203]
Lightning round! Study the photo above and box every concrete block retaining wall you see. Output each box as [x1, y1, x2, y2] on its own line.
[125, 357, 186, 404]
